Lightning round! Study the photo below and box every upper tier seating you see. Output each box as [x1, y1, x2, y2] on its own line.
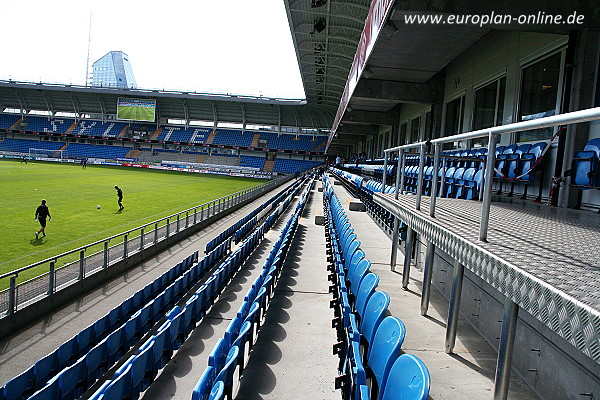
[158, 126, 210, 144]
[0, 138, 65, 153]
[64, 143, 132, 159]
[71, 120, 127, 137]
[25, 116, 74, 134]
[0, 114, 20, 129]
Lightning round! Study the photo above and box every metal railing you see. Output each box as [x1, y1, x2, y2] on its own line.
[383, 106, 600, 242]
[0, 176, 288, 317]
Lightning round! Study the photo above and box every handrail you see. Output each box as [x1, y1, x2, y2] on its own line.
[0, 177, 283, 281]
[381, 106, 600, 242]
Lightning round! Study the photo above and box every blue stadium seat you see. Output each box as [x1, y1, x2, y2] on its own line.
[192, 366, 216, 400]
[368, 316, 406, 396]
[4, 366, 35, 400]
[380, 354, 430, 400]
[58, 356, 86, 400]
[33, 352, 59, 391]
[85, 338, 108, 386]
[572, 138, 600, 188]
[208, 381, 225, 400]
[361, 291, 391, 356]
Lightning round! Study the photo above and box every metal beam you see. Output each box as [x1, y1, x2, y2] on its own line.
[353, 78, 444, 104]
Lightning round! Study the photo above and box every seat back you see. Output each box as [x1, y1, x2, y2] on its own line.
[360, 291, 391, 352]
[368, 317, 406, 395]
[381, 354, 430, 400]
[355, 273, 380, 322]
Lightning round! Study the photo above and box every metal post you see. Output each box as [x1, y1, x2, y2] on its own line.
[415, 144, 426, 210]
[166, 218, 170, 238]
[382, 153, 388, 188]
[201, 205, 205, 221]
[402, 227, 414, 290]
[478, 160, 486, 202]
[445, 260, 465, 353]
[186, 211, 189, 228]
[103, 241, 109, 268]
[420, 241, 435, 315]
[154, 223, 159, 244]
[390, 151, 403, 270]
[123, 234, 128, 259]
[429, 144, 441, 217]
[79, 250, 85, 280]
[493, 299, 519, 400]
[48, 260, 55, 295]
[194, 208, 197, 224]
[140, 228, 145, 250]
[8, 275, 16, 315]
[480, 132, 497, 242]
[440, 157, 447, 197]
[399, 150, 406, 193]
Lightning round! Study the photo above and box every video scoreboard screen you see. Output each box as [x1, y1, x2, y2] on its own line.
[117, 98, 156, 122]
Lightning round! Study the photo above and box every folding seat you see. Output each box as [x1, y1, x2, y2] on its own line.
[360, 292, 391, 357]
[169, 309, 186, 351]
[86, 338, 109, 386]
[354, 273, 380, 323]
[349, 259, 371, 297]
[130, 341, 155, 396]
[380, 354, 430, 400]
[77, 324, 95, 356]
[25, 376, 60, 400]
[215, 346, 240, 399]
[32, 351, 59, 391]
[4, 365, 35, 400]
[572, 138, 600, 188]
[242, 302, 261, 347]
[120, 297, 134, 321]
[106, 324, 126, 365]
[455, 168, 475, 199]
[367, 316, 406, 398]
[182, 304, 195, 338]
[463, 169, 483, 201]
[58, 356, 87, 400]
[151, 321, 171, 373]
[125, 311, 142, 348]
[208, 338, 229, 372]
[94, 315, 110, 341]
[346, 250, 366, 284]
[446, 167, 465, 198]
[140, 300, 155, 331]
[142, 284, 154, 302]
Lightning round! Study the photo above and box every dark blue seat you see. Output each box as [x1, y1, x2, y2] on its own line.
[380, 354, 430, 400]
[33, 351, 59, 391]
[4, 365, 35, 400]
[107, 324, 127, 365]
[131, 341, 154, 396]
[58, 336, 78, 369]
[85, 338, 108, 386]
[24, 376, 59, 400]
[572, 138, 600, 188]
[215, 346, 240, 399]
[58, 356, 86, 400]
[77, 325, 95, 356]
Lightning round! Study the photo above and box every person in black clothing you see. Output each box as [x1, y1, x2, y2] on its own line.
[21, 155, 27, 164]
[115, 185, 124, 211]
[35, 199, 51, 239]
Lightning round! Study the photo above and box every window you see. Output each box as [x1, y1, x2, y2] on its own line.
[444, 96, 465, 137]
[473, 77, 506, 145]
[518, 52, 563, 141]
[399, 123, 407, 145]
[410, 117, 420, 144]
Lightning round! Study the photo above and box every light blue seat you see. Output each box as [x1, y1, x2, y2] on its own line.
[355, 273, 380, 324]
[361, 291, 391, 355]
[380, 354, 430, 400]
[349, 259, 370, 296]
[192, 366, 216, 400]
[209, 381, 225, 400]
[368, 316, 406, 397]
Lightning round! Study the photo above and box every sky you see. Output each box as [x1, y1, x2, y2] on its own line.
[0, 0, 305, 99]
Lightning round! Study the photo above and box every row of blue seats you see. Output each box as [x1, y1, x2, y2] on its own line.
[323, 175, 430, 400]
[193, 178, 313, 400]
[1, 252, 200, 400]
[71, 121, 127, 137]
[84, 180, 310, 400]
[205, 179, 304, 253]
[87, 182, 307, 400]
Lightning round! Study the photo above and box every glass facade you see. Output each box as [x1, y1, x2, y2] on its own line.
[91, 51, 137, 89]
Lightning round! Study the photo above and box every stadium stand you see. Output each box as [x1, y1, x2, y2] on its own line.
[272, 158, 322, 174]
[259, 132, 324, 152]
[0, 138, 66, 153]
[0, 114, 21, 130]
[239, 155, 265, 170]
[64, 143, 132, 159]
[70, 120, 127, 137]
[24, 116, 74, 134]
[211, 129, 254, 147]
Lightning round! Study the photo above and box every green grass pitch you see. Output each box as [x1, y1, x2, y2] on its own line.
[117, 105, 155, 122]
[0, 159, 262, 286]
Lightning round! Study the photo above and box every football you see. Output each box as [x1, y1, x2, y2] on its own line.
[97, 205, 101, 209]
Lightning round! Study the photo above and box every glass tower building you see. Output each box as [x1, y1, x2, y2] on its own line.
[91, 51, 137, 89]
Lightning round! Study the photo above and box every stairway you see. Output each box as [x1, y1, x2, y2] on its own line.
[251, 133, 261, 148]
[263, 159, 275, 173]
[205, 129, 217, 145]
[312, 140, 327, 152]
[196, 154, 207, 163]
[64, 121, 77, 134]
[127, 149, 141, 159]
[149, 127, 162, 140]
[9, 118, 22, 130]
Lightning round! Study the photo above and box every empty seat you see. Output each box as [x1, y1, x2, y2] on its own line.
[380, 354, 430, 400]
